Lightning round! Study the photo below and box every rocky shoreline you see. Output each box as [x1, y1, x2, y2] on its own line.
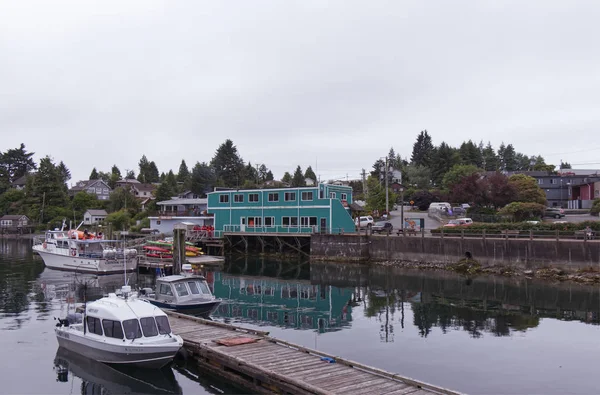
[371, 259, 600, 284]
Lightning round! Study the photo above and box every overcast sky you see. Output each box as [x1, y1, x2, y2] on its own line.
[2, 0, 599, 184]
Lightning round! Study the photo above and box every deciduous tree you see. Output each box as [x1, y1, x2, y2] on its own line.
[190, 162, 215, 197]
[508, 174, 546, 205]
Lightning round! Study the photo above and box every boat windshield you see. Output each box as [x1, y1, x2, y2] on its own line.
[155, 316, 171, 335]
[123, 319, 142, 339]
[187, 281, 200, 295]
[197, 281, 211, 295]
[140, 317, 158, 337]
[174, 282, 189, 297]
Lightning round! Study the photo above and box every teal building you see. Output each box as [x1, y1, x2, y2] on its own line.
[211, 272, 353, 332]
[207, 183, 356, 235]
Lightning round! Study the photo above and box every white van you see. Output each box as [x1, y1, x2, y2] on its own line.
[429, 202, 451, 211]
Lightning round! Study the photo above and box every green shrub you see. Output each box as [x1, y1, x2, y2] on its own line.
[431, 220, 600, 234]
[498, 202, 545, 222]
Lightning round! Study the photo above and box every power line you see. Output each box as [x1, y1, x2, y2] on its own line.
[544, 146, 600, 157]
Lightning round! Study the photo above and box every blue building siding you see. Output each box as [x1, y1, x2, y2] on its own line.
[207, 184, 356, 235]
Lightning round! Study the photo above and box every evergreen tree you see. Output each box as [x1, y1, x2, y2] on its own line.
[304, 166, 317, 185]
[57, 161, 71, 184]
[137, 155, 150, 183]
[281, 172, 292, 184]
[459, 140, 483, 168]
[34, 156, 69, 221]
[0, 143, 37, 189]
[266, 170, 274, 181]
[155, 179, 175, 202]
[291, 166, 306, 187]
[410, 130, 434, 167]
[190, 162, 216, 197]
[370, 159, 386, 181]
[89, 167, 99, 180]
[482, 142, 499, 171]
[498, 143, 518, 171]
[560, 161, 572, 169]
[177, 160, 190, 185]
[258, 164, 269, 182]
[244, 162, 259, 185]
[125, 170, 136, 179]
[430, 142, 458, 185]
[210, 139, 245, 188]
[147, 161, 160, 183]
[111, 165, 121, 179]
[165, 170, 178, 191]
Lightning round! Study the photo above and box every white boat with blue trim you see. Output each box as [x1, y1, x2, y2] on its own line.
[139, 265, 221, 316]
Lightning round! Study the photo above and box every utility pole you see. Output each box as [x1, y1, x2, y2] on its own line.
[385, 157, 389, 216]
[400, 170, 404, 232]
[361, 169, 367, 196]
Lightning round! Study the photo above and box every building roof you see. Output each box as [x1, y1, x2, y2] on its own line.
[11, 175, 29, 186]
[0, 215, 29, 220]
[157, 198, 207, 206]
[116, 179, 140, 184]
[134, 183, 156, 193]
[85, 209, 108, 216]
[349, 202, 365, 211]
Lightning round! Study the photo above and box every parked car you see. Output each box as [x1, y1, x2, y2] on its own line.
[355, 216, 374, 228]
[372, 222, 393, 234]
[443, 218, 473, 227]
[543, 208, 565, 219]
[452, 207, 466, 216]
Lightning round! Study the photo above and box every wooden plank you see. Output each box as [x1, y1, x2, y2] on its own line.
[362, 381, 411, 395]
[240, 348, 300, 362]
[273, 359, 328, 374]
[330, 377, 393, 393]
[243, 352, 313, 368]
[302, 369, 356, 384]
[315, 372, 377, 390]
[383, 387, 430, 395]
[311, 371, 375, 389]
[222, 343, 278, 357]
[269, 356, 327, 372]
[183, 329, 239, 340]
[288, 363, 342, 379]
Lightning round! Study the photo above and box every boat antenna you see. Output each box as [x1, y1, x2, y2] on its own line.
[82, 282, 87, 335]
[123, 230, 127, 287]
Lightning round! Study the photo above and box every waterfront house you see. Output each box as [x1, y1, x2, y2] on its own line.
[69, 180, 112, 200]
[0, 215, 30, 228]
[83, 209, 108, 225]
[149, 192, 213, 235]
[207, 183, 356, 235]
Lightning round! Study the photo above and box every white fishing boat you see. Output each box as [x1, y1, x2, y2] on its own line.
[32, 225, 138, 274]
[55, 285, 184, 369]
[139, 264, 221, 316]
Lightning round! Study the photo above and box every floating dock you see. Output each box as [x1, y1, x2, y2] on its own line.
[168, 312, 461, 395]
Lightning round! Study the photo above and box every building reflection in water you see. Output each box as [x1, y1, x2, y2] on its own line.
[210, 272, 353, 333]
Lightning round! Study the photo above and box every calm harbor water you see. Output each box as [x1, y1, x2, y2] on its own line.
[1, 238, 599, 395]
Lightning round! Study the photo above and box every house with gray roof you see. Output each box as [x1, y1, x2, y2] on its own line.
[83, 209, 108, 225]
[0, 215, 30, 228]
[69, 180, 112, 200]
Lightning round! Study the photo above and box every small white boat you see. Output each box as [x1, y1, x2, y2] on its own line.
[32, 227, 138, 274]
[55, 285, 183, 369]
[139, 264, 221, 316]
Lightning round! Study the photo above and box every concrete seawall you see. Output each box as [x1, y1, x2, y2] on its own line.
[310, 234, 600, 270]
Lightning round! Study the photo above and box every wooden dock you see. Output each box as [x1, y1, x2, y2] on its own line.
[167, 312, 462, 395]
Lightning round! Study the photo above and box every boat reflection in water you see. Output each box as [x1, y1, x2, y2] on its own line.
[53, 347, 182, 395]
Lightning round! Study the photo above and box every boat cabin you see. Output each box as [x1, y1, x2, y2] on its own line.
[143, 275, 214, 304]
[82, 292, 173, 340]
